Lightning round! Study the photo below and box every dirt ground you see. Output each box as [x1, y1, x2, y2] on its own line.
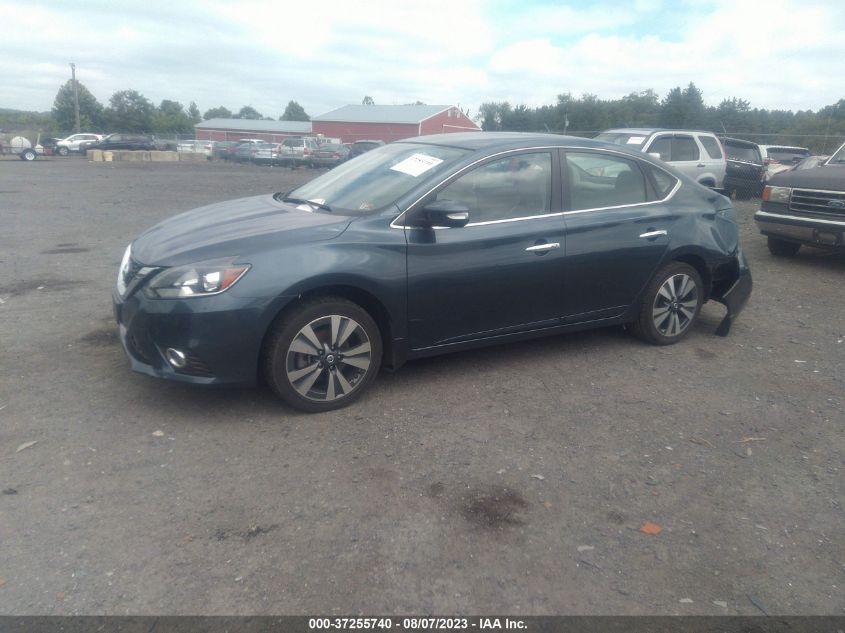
[0, 156, 842, 615]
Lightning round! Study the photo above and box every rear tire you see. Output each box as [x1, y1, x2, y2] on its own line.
[630, 262, 703, 345]
[57, 146, 70, 157]
[20, 149, 36, 161]
[263, 297, 382, 412]
[767, 236, 801, 257]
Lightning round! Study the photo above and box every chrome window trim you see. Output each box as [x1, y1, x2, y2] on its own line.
[390, 145, 682, 229]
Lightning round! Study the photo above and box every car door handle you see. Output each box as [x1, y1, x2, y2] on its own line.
[525, 242, 560, 252]
[697, 163, 706, 168]
[639, 230, 667, 239]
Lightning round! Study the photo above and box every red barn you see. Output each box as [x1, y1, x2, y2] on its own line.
[312, 105, 480, 143]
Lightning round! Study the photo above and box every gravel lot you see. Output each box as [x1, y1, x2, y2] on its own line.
[0, 156, 842, 615]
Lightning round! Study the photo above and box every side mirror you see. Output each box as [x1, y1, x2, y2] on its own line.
[648, 152, 662, 160]
[419, 200, 470, 228]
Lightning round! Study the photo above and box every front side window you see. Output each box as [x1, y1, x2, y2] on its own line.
[435, 152, 552, 224]
[648, 136, 672, 161]
[672, 136, 699, 161]
[566, 152, 647, 210]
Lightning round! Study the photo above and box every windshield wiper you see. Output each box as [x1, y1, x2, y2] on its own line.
[282, 196, 333, 212]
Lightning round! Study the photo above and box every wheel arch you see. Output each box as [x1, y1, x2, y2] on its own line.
[669, 251, 712, 300]
[259, 283, 398, 372]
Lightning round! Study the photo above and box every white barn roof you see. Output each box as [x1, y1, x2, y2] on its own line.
[312, 105, 454, 124]
[195, 118, 312, 134]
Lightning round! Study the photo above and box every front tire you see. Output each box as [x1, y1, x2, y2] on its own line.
[263, 297, 382, 412]
[767, 236, 801, 257]
[57, 146, 70, 156]
[630, 262, 703, 345]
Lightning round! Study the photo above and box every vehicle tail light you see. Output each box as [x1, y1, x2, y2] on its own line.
[303, 148, 311, 156]
[761, 186, 771, 201]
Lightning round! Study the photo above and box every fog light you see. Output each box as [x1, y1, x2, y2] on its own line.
[165, 348, 187, 369]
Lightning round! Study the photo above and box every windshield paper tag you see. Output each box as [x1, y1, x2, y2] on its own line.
[626, 136, 646, 145]
[390, 153, 444, 177]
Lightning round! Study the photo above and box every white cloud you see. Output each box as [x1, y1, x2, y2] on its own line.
[0, 0, 841, 121]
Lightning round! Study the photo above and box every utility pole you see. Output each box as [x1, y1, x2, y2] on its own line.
[70, 62, 81, 133]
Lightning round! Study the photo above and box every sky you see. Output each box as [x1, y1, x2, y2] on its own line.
[0, 0, 842, 120]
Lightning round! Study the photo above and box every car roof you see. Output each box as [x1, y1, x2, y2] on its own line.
[601, 128, 716, 135]
[722, 137, 759, 147]
[404, 131, 619, 152]
[759, 144, 809, 151]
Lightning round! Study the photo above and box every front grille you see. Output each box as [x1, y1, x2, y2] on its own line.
[789, 188, 845, 218]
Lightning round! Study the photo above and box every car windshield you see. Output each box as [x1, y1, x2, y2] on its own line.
[725, 143, 760, 162]
[767, 148, 809, 163]
[319, 144, 343, 151]
[286, 142, 470, 213]
[594, 132, 648, 147]
[827, 143, 845, 164]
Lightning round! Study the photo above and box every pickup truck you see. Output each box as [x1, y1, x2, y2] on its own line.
[754, 141, 845, 256]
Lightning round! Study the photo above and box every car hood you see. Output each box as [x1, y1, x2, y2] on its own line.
[769, 165, 845, 189]
[131, 194, 353, 267]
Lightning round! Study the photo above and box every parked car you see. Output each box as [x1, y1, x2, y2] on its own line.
[278, 136, 321, 167]
[251, 142, 281, 165]
[754, 141, 845, 256]
[176, 139, 215, 157]
[114, 132, 751, 412]
[595, 128, 726, 189]
[212, 141, 240, 160]
[312, 143, 350, 168]
[55, 133, 103, 156]
[233, 140, 274, 163]
[85, 134, 158, 152]
[721, 137, 765, 199]
[348, 139, 385, 160]
[758, 145, 811, 181]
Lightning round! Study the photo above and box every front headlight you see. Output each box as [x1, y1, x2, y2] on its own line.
[144, 259, 250, 299]
[762, 186, 791, 204]
[116, 244, 132, 296]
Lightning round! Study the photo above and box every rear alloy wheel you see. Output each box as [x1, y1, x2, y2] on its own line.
[630, 262, 702, 345]
[264, 297, 382, 412]
[767, 236, 801, 257]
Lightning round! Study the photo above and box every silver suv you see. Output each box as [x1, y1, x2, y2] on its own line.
[596, 128, 726, 189]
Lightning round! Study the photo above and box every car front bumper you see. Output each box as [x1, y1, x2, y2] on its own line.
[755, 209, 845, 248]
[113, 288, 290, 386]
[710, 248, 752, 336]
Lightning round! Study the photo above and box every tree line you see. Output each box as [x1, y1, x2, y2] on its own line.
[2, 80, 844, 152]
[479, 83, 845, 153]
[0, 80, 312, 137]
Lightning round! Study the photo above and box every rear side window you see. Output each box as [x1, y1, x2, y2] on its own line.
[566, 152, 647, 210]
[699, 136, 723, 159]
[646, 165, 680, 198]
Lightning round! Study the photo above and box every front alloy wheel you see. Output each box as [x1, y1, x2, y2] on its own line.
[264, 297, 382, 412]
[631, 262, 703, 345]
